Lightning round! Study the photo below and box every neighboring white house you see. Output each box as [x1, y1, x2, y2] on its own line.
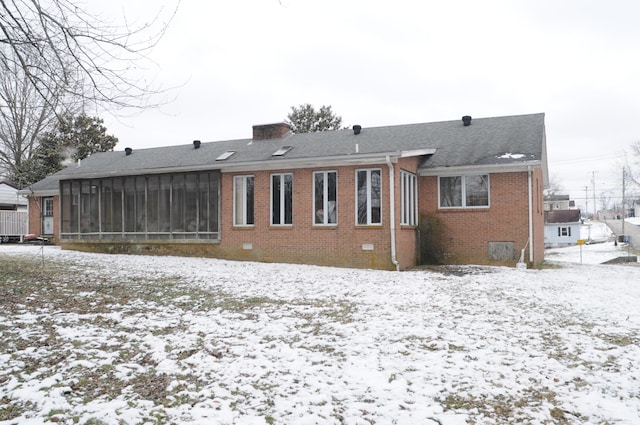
[0, 180, 28, 242]
[0, 180, 27, 211]
[544, 209, 581, 247]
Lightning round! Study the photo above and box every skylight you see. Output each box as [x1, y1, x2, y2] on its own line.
[272, 146, 293, 157]
[216, 150, 236, 161]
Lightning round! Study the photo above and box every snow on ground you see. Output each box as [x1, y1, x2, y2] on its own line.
[627, 217, 640, 226]
[1, 224, 639, 425]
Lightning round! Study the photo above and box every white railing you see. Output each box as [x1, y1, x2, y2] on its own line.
[0, 210, 28, 236]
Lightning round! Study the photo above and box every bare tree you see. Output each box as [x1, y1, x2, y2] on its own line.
[628, 140, 640, 187]
[543, 173, 564, 197]
[0, 52, 61, 179]
[0, 0, 177, 113]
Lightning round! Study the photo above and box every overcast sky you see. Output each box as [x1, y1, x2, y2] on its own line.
[95, 0, 640, 213]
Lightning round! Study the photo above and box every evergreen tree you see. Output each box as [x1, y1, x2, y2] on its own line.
[286, 104, 344, 133]
[10, 113, 118, 187]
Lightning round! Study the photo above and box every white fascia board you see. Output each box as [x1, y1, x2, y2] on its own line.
[218, 152, 409, 173]
[418, 161, 542, 177]
[400, 148, 436, 158]
[20, 189, 59, 197]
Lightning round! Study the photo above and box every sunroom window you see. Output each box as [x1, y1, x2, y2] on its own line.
[60, 171, 220, 240]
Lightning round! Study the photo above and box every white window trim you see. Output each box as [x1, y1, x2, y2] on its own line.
[313, 170, 338, 226]
[271, 172, 293, 226]
[233, 175, 254, 226]
[558, 226, 571, 237]
[438, 174, 490, 209]
[355, 168, 382, 226]
[400, 170, 418, 226]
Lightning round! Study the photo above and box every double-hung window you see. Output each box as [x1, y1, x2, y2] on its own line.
[271, 173, 293, 225]
[558, 226, 571, 237]
[401, 171, 418, 225]
[439, 175, 489, 208]
[313, 171, 337, 225]
[234, 175, 254, 226]
[356, 168, 382, 225]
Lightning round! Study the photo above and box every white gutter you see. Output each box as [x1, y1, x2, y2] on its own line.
[527, 166, 534, 263]
[386, 155, 400, 271]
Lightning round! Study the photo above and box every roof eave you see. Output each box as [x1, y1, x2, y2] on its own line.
[55, 150, 437, 179]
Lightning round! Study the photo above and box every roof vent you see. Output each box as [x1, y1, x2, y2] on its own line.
[462, 116, 472, 126]
[353, 125, 362, 135]
[125, 147, 133, 156]
[193, 140, 201, 149]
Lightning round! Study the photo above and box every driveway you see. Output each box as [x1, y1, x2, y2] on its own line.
[602, 218, 640, 251]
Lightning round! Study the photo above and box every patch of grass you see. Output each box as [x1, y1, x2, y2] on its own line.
[437, 386, 565, 423]
[0, 397, 25, 421]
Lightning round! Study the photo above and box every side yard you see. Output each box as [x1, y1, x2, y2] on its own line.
[1, 245, 639, 424]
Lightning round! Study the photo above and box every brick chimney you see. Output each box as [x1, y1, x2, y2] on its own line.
[252, 123, 291, 140]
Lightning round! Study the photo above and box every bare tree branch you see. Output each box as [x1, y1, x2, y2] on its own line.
[0, 0, 179, 113]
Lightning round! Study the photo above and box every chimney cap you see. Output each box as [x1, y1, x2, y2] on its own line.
[124, 147, 133, 156]
[193, 140, 201, 149]
[353, 125, 362, 135]
[462, 116, 472, 126]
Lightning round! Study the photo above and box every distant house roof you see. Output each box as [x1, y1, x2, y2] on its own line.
[0, 179, 19, 189]
[24, 113, 547, 194]
[544, 194, 570, 202]
[545, 210, 581, 224]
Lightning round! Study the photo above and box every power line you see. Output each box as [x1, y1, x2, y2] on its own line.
[548, 152, 626, 165]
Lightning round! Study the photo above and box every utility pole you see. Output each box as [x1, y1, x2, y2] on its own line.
[584, 186, 589, 218]
[622, 166, 625, 237]
[591, 171, 597, 218]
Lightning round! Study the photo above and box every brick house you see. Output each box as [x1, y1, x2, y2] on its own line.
[23, 113, 548, 269]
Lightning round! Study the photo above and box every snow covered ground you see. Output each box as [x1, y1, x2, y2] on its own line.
[1, 222, 638, 425]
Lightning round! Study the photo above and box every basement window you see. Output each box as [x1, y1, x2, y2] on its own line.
[272, 146, 293, 157]
[216, 150, 236, 161]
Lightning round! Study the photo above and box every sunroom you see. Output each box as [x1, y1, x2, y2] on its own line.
[59, 170, 220, 241]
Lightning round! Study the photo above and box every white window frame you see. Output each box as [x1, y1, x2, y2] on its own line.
[313, 171, 337, 225]
[355, 168, 382, 225]
[401, 170, 418, 226]
[271, 173, 293, 225]
[438, 174, 490, 209]
[233, 175, 254, 226]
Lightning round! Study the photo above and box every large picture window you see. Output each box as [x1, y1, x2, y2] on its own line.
[401, 171, 417, 225]
[439, 175, 489, 208]
[271, 173, 293, 225]
[234, 175, 254, 226]
[356, 168, 381, 225]
[313, 171, 337, 225]
[60, 171, 220, 240]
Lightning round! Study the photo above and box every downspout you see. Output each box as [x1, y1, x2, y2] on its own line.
[527, 166, 534, 264]
[386, 156, 400, 271]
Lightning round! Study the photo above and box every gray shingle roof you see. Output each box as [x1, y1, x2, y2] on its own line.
[26, 113, 546, 193]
